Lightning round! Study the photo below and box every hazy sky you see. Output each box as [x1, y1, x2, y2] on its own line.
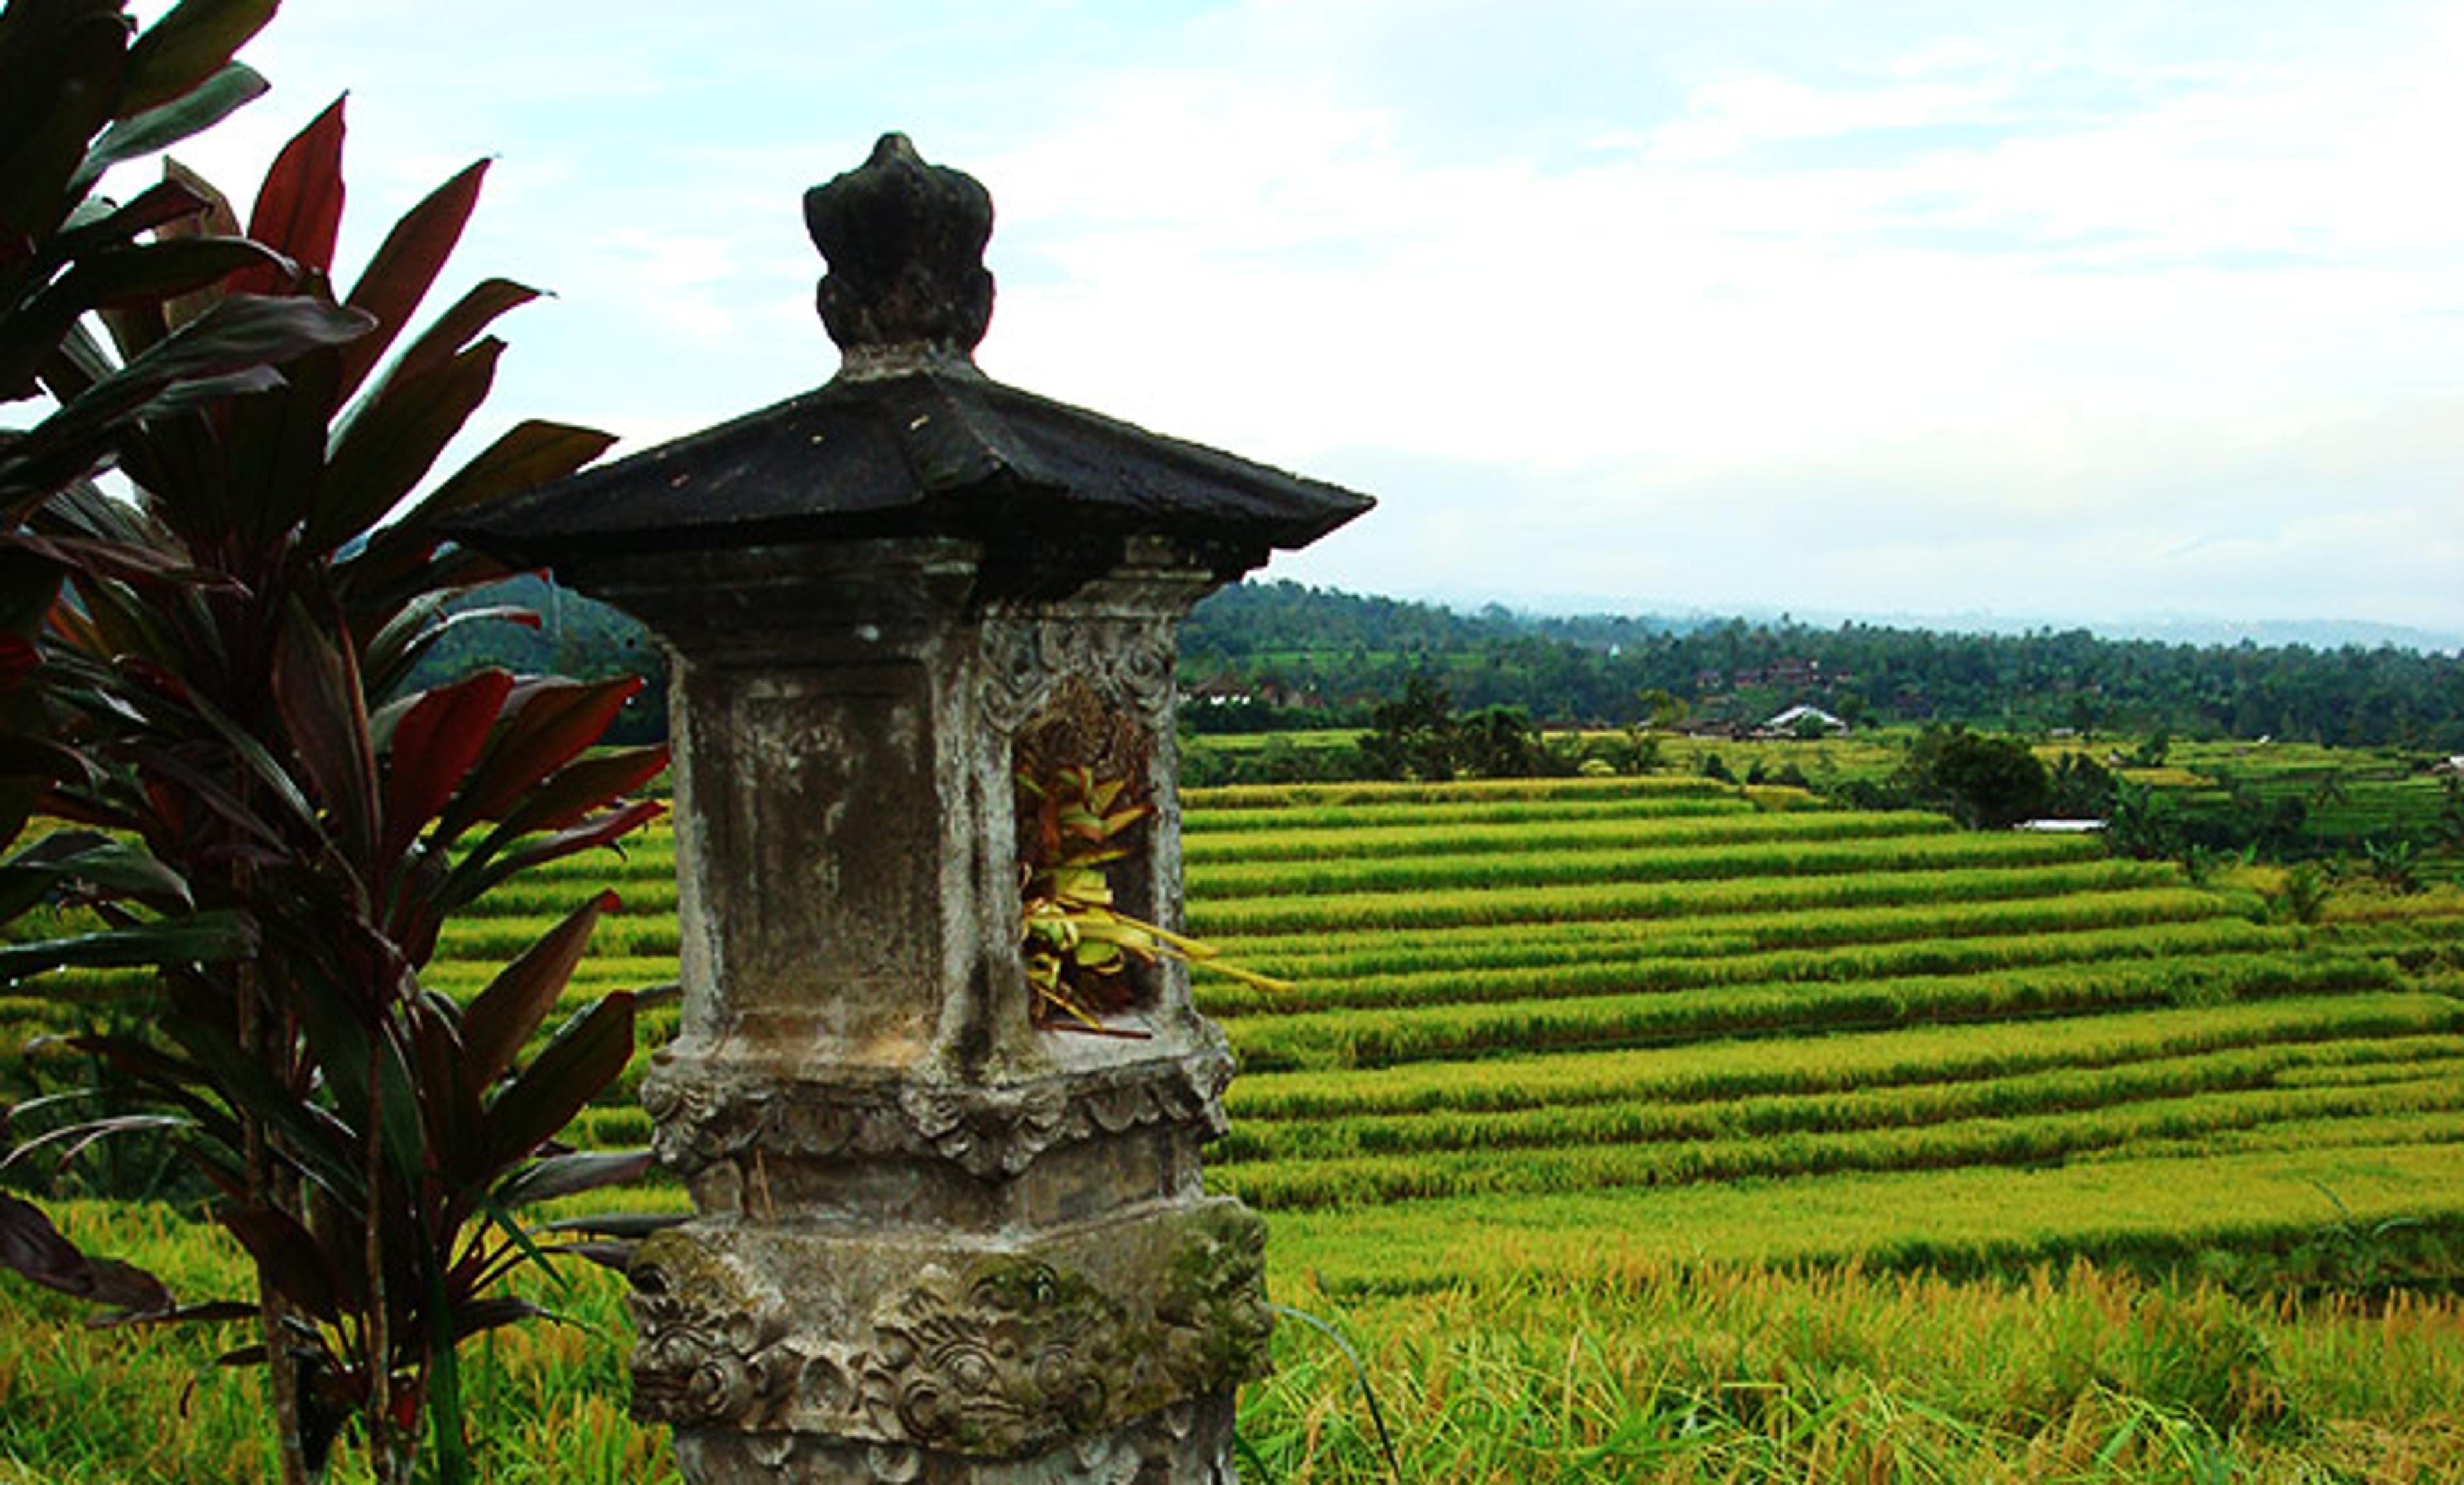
[146, 2, 2464, 640]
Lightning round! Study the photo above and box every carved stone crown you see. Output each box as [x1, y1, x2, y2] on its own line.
[804, 132, 995, 377]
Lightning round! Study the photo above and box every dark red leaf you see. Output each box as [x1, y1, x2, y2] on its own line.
[216, 1205, 341, 1321]
[482, 991, 633, 1173]
[384, 276, 535, 387]
[335, 532, 506, 634]
[380, 668, 513, 858]
[95, 1298, 258, 1330]
[218, 342, 339, 548]
[468, 801, 664, 901]
[157, 158, 240, 238]
[459, 890, 613, 1094]
[360, 600, 533, 706]
[451, 1296, 545, 1343]
[230, 94, 345, 294]
[542, 1212, 689, 1240]
[0, 529, 237, 588]
[553, 1240, 639, 1276]
[0, 1191, 175, 1318]
[447, 675, 644, 829]
[46, 234, 286, 312]
[0, 908, 254, 979]
[153, 158, 243, 330]
[334, 158, 488, 402]
[391, 418, 617, 535]
[4, 294, 369, 511]
[270, 604, 377, 858]
[51, 177, 210, 254]
[495, 1149, 652, 1209]
[71, 61, 266, 199]
[406, 993, 475, 1182]
[0, 8, 124, 237]
[496, 745, 669, 837]
[314, 337, 502, 547]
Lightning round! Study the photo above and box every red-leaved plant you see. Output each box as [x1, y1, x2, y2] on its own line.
[1, 38, 668, 1485]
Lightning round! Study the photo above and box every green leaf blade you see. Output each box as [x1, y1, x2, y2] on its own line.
[117, 0, 277, 119]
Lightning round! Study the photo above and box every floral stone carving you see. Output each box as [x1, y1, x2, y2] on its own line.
[628, 1206, 1272, 1454]
[628, 1233, 810, 1429]
[977, 614, 1179, 740]
[639, 1040, 1235, 1185]
[861, 1260, 1126, 1454]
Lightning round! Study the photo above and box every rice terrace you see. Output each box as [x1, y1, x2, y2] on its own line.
[10, 756, 2464, 1480]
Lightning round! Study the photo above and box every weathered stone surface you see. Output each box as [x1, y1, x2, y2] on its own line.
[628, 1202, 1271, 1451]
[567, 536, 1222, 1076]
[669, 1395, 1239, 1485]
[805, 132, 996, 377]
[640, 1041, 1233, 1189]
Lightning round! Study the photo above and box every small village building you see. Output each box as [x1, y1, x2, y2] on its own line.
[1760, 704, 1849, 736]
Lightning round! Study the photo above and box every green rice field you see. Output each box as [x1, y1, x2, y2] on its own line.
[8, 770, 2464, 1480]
[1172, 776, 2464, 1293]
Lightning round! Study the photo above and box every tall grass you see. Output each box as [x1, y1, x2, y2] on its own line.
[10, 1203, 2464, 1482]
[1244, 1262, 2464, 1482]
[1262, 1143, 2464, 1292]
[0, 1203, 669, 1485]
[12, 770, 2464, 1479]
[1219, 1038, 2464, 1169]
[1185, 793, 1759, 835]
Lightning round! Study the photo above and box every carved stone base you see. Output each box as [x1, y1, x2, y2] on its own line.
[671, 1392, 1238, 1484]
[630, 1199, 1270, 1468]
[640, 1037, 1235, 1192]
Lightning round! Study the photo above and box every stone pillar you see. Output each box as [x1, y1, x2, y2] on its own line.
[449, 135, 1369, 1482]
[604, 541, 1265, 1483]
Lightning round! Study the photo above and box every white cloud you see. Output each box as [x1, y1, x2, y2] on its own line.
[108, 0, 2464, 636]
[1640, 74, 2012, 165]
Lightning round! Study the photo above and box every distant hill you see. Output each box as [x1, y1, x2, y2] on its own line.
[1376, 588, 2464, 655]
[1734, 607, 2464, 655]
[1181, 581, 2464, 748]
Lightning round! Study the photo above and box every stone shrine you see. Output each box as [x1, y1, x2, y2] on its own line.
[453, 134, 1372, 1482]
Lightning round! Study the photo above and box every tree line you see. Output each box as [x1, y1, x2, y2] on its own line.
[1181, 582, 2464, 749]
[411, 575, 2464, 752]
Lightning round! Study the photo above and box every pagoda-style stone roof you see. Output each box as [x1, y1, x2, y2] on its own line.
[456, 364, 1368, 564]
[452, 133, 1371, 579]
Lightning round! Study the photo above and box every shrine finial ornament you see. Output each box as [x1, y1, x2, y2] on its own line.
[804, 132, 995, 377]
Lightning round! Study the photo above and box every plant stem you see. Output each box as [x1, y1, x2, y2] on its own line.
[427, 1255, 472, 1485]
[365, 1041, 402, 1485]
[239, 944, 312, 1485]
